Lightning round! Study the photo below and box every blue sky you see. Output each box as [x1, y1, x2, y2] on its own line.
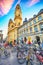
[0, 0, 43, 39]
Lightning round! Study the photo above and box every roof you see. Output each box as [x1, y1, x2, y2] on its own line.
[18, 9, 43, 29]
[14, 16, 22, 20]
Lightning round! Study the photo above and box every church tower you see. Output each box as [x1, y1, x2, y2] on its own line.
[14, 4, 22, 26]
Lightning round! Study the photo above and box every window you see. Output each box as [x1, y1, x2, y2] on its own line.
[40, 23, 43, 31]
[19, 14, 20, 16]
[34, 26, 38, 32]
[38, 16, 42, 21]
[30, 27, 32, 32]
[12, 25, 14, 28]
[33, 19, 36, 24]
[29, 22, 32, 26]
[18, 23, 20, 25]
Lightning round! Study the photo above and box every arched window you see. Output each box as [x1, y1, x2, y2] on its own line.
[40, 23, 43, 31]
[30, 27, 32, 32]
[34, 26, 38, 32]
[12, 25, 14, 28]
[33, 19, 36, 24]
[19, 14, 20, 16]
[29, 21, 32, 26]
[38, 16, 42, 21]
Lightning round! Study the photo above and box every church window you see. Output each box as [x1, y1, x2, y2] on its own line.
[19, 14, 20, 16]
[18, 23, 20, 25]
[12, 25, 14, 28]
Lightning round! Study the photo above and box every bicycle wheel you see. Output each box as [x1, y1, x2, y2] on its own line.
[17, 52, 25, 64]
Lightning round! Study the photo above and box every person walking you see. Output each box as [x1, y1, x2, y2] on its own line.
[26, 37, 32, 49]
[23, 37, 27, 44]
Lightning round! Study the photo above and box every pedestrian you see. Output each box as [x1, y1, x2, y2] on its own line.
[35, 36, 42, 50]
[13, 40, 16, 46]
[27, 37, 32, 48]
[21, 38, 24, 44]
[9, 41, 13, 48]
[26, 48, 33, 65]
[23, 37, 27, 44]
[36, 36, 41, 46]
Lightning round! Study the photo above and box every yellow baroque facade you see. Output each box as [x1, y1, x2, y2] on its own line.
[8, 4, 22, 42]
[8, 4, 43, 43]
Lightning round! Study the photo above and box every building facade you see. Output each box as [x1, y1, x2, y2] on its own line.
[18, 10, 43, 42]
[8, 4, 22, 42]
[0, 30, 3, 43]
[8, 4, 43, 42]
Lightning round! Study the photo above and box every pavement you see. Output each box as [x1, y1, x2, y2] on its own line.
[0, 45, 43, 65]
[0, 52, 41, 65]
[0, 52, 26, 65]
